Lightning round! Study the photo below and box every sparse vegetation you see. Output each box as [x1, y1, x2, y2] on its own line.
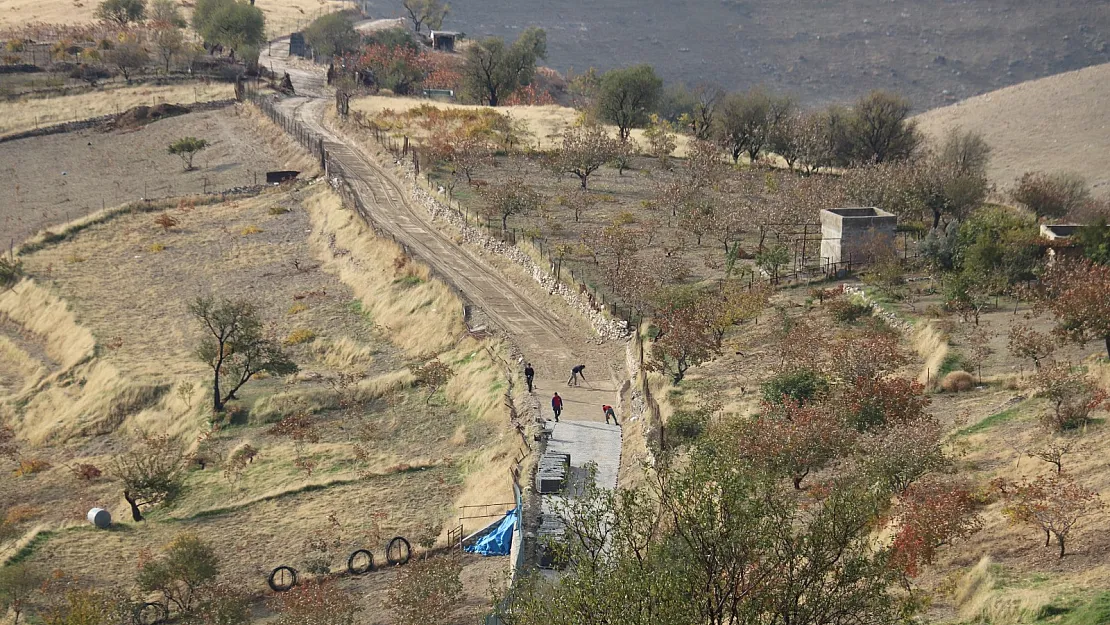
[169, 137, 210, 171]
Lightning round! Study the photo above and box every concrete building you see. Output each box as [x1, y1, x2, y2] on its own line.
[430, 31, 461, 52]
[819, 207, 897, 268]
[1040, 224, 1082, 264]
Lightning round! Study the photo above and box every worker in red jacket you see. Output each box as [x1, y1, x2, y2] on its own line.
[602, 404, 617, 425]
[551, 393, 563, 422]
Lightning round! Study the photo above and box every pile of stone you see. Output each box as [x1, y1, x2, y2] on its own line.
[536, 451, 570, 494]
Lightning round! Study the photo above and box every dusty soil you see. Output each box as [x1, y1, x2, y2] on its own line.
[0, 104, 303, 248]
[367, 0, 1110, 109]
[914, 62, 1110, 198]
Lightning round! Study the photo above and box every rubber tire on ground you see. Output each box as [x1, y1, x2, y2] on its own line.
[386, 536, 412, 566]
[268, 565, 298, 592]
[133, 602, 167, 625]
[347, 549, 374, 575]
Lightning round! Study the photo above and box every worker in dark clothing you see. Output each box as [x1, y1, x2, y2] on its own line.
[524, 363, 535, 392]
[567, 364, 586, 386]
[602, 404, 618, 425]
[551, 393, 563, 422]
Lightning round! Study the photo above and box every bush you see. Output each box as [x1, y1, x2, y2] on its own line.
[665, 410, 707, 446]
[12, 457, 51, 477]
[137, 533, 220, 614]
[0, 255, 23, 289]
[940, 371, 974, 393]
[1011, 171, 1091, 219]
[826, 297, 871, 324]
[284, 328, 317, 345]
[761, 370, 828, 406]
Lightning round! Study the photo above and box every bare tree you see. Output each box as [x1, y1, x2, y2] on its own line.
[549, 123, 619, 189]
[402, 0, 449, 34]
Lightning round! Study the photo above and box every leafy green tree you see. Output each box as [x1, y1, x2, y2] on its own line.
[153, 26, 185, 73]
[192, 0, 265, 57]
[1074, 216, 1110, 265]
[761, 369, 828, 405]
[137, 533, 220, 613]
[401, 0, 449, 33]
[95, 0, 146, 25]
[461, 27, 546, 106]
[596, 64, 663, 142]
[168, 137, 209, 170]
[189, 296, 297, 412]
[303, 12, 360, 58]
[955, 206, 1040, 288]
[363, 26, 418, 50]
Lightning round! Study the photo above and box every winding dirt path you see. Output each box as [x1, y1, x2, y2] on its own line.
[260, 41, 628, 440]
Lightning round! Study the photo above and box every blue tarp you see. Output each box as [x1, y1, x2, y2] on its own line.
[466, 508, 517, 556]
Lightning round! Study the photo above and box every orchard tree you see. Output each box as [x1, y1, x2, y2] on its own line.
[1035, 259, 1110, 358]
[596, 64, 663, 142]
[410, 359, 454, 405]
[274, 580, 361, 625]
[583, 219, 640, 289]
[1007, 323, 1056, 370]
[890, 478, 981, 577]
[192, 0, 265, 58]
[1001, 474, 1103, 558]
[843, 90, 922, 164]
[715, 87, 794, 163]
[153, 26, 185, 73]
[559, 188, 598, 223]
[940, 127, 992, 176]
[1011, 171, 1091, 220]
[648, 288, 721, 383]
[461, 27, 546, 106]
[424, 120, 493, 189]
[738, 400, 851, 489]
[401, 0, 449, 34]
[642, 114, 677, 168]
[109, 432, 187, 521]
[1027, 428, 1080, 475]
[95, 0, 146, 25]
[480, 177, 543, 231]
[168, 137, 209, 170]
[386, 555, 463, 625]
[106, 39, 149, 83]
[189, 296, 297, 412]
[149, 0, 186, 27]
[137, 533, 220, 613]
[549, 122, 618, 189]
[1032, 362, 1107, 431]
[303, 12, 360, 58]
[0, 563, 44, 625]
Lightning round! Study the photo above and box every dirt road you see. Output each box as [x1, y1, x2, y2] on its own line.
[260, 41, 628, 436]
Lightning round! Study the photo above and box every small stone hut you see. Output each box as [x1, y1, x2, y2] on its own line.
[1039, 224, 1082, 264]
[430, 31, 461, 52]
[819, 207, 897, 267]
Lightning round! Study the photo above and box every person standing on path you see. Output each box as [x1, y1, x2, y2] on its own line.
[567, 364, 586, 387]
[551, 393, 563, 422]
[524, 363, 535, 393]
[602, 404, 618, 426]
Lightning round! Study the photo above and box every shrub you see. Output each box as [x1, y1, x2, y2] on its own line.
[147, 243, 166, 253]
[761, 370, 828, 406]
[70, 463, 102, 481]
[0, 255, 23, 289]
[168, 137, 209, 171]
[288, 303, 308, 315]
[154, 212, 179, 232]
[1034, 363, 1108, 431]
[239, 225, 262, 235]
[269, 205, 291, 215]
[940, 371, 974, 393]
[665, 410, 707, 446]
[284, 328, 317, 345]
[273, 579, 361, 625]
[826, 297, 871, 324]
[137, 533, 220, 614]
[12, 457, 51, 477]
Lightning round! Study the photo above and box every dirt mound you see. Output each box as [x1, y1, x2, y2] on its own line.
[112, 103, 191, 130]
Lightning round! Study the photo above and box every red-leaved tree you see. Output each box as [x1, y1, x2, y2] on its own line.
[890, 477, 982, 577]
[1034, 259, 1110, 358]
[1000, 474, 1103, 558]
[737, 400, 852, 489]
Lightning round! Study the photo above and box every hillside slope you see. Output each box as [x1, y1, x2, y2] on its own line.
[914, 63, 1110, 197]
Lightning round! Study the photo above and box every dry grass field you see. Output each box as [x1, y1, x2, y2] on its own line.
[914, 62, 1110, 198]
[0, 0, 347, 39]
[350, 94, 693, 154]
[0, 82, 234, 137]
[0, 108, 520, 619]
[0, 103, 315, 248]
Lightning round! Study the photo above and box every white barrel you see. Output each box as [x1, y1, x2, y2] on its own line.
[87, 508, 111, 529]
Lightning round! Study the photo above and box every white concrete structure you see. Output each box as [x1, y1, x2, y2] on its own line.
[819, 207, 897, 267]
